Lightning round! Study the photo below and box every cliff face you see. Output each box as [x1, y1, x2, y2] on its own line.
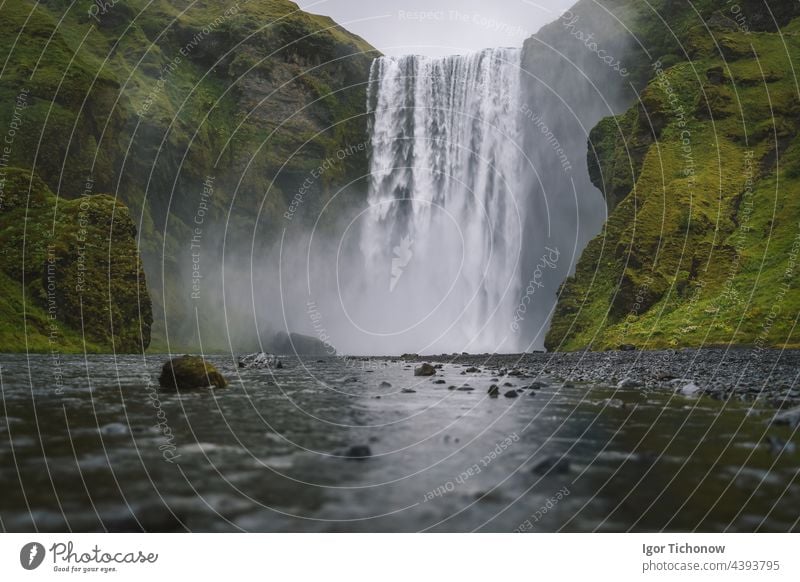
[0, 168, 151, 352]
[515, 0, 649, 348]
[0, 0, 378, 351]
[545, 0, 800, 351]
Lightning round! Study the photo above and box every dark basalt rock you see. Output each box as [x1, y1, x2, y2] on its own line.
[531, 455, 571, 475]
[504, 390, 519, 398]
[159, 356, 227, 391]
[488, 384, 500, 397]
[414, 363, 436, 376]
[344, 445, 372, 460]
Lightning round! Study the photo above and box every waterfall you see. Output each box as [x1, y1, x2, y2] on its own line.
[350, 48, 525, 354]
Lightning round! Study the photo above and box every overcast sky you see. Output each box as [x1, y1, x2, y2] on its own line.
[295, 0, 577, 57]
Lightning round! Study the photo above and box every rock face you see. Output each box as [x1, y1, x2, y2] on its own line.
[0, 167, 152, 352]
[545, 0, 800, 351]
[158, 356, 227, 391]
[238, 352, 282, 369]
[268, 331, 334, 356]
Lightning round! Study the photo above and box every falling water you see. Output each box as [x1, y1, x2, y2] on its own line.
[348, 48, 525, 354]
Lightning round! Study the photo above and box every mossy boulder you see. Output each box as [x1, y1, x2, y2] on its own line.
[414, 363, 436, 377]
[158, 356, 228, 391]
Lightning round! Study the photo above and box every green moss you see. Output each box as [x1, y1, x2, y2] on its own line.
[158, 355, 227, 390]
[0, 0, 379, 351]
[547, 17, 800, 351]
[0, 168, 152, 352]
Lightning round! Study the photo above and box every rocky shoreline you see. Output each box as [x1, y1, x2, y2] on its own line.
[380, 348, 800, 412]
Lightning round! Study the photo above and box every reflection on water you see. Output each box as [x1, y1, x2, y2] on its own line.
[0, 353, 798, 532]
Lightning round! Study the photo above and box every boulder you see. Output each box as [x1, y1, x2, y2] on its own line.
[414, 363, 436, 376]
[158, 356, 227, 391]
[488, 384, 500, 397]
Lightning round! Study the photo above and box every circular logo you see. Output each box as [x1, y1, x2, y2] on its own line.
[19, 542, 45, 570]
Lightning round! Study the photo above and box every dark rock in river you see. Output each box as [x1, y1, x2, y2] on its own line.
[344, 445, 372, 460]
[158, 356, 227, 391]
[504, 390, 519, 398]
[531, 455, 572, 475]
[414, 363, 436, 376]
[269, 331, 334, 356]
[99, 423, 129, 436]
[238, 352, 281, 369]
[488, 384, 500, 397]
[465, 366, 480, 373]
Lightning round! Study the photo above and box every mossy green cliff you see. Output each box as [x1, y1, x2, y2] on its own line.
[546, 1, 800, 351]
[0, 0, 378, 351]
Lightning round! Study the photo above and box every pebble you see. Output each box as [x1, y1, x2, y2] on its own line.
[344, 445, 372, 460]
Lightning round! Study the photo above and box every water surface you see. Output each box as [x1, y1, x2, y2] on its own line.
[1, 352, 798, 532]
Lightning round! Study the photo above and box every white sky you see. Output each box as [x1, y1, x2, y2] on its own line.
[295, 0, 577, 57]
